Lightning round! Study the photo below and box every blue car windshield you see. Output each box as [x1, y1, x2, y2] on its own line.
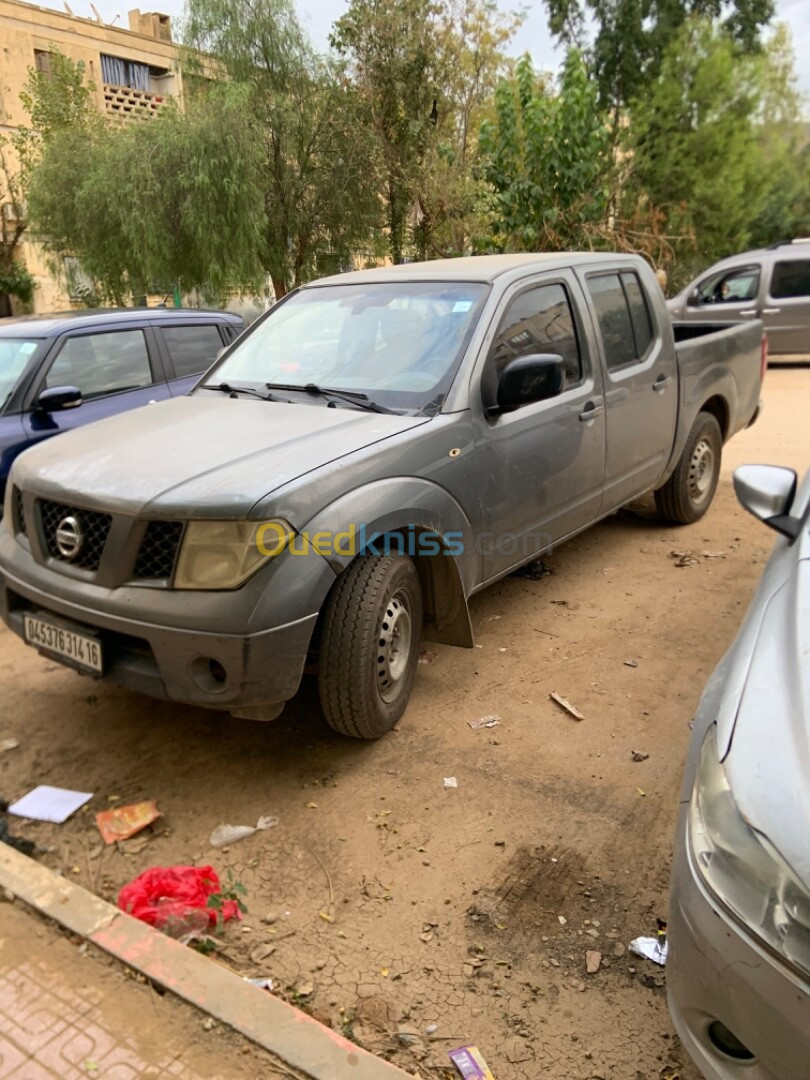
[202, 281, 489, 413]
[0, 338, 43, 412]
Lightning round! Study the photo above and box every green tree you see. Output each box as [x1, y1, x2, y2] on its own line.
[545, 0, 774, 122]
[27, 86, 268, 302]
[0, 48, 96, 311]
[479, 50, 611, 251]
[625, 17, 802, 286]
[185, 0, 381, 295]
[330, 0, 451, 264]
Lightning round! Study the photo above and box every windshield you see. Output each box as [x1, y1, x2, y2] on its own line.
[0, 338, 43, 412]
[201, 281, 489, 413]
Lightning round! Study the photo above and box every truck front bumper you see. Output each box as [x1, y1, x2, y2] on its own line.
[0, 565, 318, 718]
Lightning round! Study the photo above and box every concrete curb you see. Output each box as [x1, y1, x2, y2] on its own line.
[0, 845, 411, 1080]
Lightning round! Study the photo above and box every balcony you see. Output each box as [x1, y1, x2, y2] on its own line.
[103, 83, 166, 122]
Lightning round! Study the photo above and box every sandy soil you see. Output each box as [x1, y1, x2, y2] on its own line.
[0, 367, 806, 1080]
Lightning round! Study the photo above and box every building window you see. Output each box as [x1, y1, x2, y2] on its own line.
[100, 54, 151, 91]
[33, 49, 53, 77]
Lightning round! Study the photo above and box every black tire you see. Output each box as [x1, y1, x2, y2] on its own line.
[655, 411, 722, 524]
[318, 554, 423, 739]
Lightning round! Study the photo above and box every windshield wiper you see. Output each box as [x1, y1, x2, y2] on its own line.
[265, 382, 395, 414]
[199, 382, 277, 402]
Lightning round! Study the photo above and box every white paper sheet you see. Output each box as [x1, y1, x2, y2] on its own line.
[8, 785, 93, 824]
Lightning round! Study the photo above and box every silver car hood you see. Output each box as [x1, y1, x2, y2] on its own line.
[12, 396, 429, 516]
[726, 550, 810, 889]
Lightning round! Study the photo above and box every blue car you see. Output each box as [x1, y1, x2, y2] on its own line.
[0, 308, 243, 513]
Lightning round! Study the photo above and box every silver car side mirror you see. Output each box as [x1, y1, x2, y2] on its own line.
[733, 465, 802, 541]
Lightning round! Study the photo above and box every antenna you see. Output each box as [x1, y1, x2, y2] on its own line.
[90, 2, 103, 21]
[63, 1, 74, 13]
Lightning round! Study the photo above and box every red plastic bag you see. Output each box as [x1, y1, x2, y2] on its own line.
[118, 865, 240, 938]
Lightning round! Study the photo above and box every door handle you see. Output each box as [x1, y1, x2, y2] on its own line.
[739, 309, 757, 317]
[578, 402, 604, 421]
[653, 375, 673, 392]
[762, 307, 781, 315]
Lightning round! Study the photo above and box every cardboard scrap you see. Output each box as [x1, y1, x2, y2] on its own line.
[95, 800, 161, 844]
[468, 714, 501, 730]
[449, 1044, 496, 1079]
[550, 691, 586, 721]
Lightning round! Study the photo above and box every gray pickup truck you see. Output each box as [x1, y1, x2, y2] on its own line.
[0, 253, 765, 738]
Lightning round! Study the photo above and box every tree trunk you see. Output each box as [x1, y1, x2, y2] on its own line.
[387, 176, 403, 264]
[271, 274, 286, 300]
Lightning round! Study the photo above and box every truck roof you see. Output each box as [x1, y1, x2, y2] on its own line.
[0, 307, 242, 339]
[309, 251, 644, 287]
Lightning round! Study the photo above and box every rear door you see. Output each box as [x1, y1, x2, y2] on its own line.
[583, 269, 677, 509]
[473, 271, 607, 582]
[154, 321, 232, 396]
[761, 257, 810, 355]
[23, 326, 170, 447]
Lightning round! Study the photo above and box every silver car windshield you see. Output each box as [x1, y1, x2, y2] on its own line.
[203, 282, 489, 413]
[0, 338, 43, 411]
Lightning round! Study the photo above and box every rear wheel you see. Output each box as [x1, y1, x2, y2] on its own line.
[318, 554, 422, 739]
[655, 411, 722, 524]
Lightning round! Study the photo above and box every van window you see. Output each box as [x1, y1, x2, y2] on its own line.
[691, 266, 760, 305]
[770, 260, 810, 299]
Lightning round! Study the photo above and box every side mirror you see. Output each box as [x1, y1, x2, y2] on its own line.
[733, 464, 802, 541]
[493, 354, 566, 415]
[37, 386, 83, 412]
[687, 288, 702, 307]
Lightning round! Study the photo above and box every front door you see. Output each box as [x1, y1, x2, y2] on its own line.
[473, 273, 607, 582]
[24, 327, 170, 449]
[683, 263, 763, 326]
[582, 268, 678, 510]
[762, 257, 810, 355]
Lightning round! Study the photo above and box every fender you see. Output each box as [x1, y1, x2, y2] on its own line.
[301, 477, 479, 647]
[660, 364, 735, 485]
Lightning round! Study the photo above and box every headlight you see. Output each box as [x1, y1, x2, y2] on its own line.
[174, 519, 293, 590]
[690, 725, 810, 978]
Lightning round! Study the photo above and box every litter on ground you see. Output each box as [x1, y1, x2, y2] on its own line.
[96, 800, 161, 844]
[550, 691, 586, 721]
[7, 785, 93, 824]
[209, 814, 279, 848]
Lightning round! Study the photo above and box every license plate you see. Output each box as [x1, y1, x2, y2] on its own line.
[23, 614, 103, 674]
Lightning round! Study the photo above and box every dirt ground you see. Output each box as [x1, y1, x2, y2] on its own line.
[1, 366, 807, 1080]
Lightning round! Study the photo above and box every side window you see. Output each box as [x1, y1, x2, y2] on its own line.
[45, 330, 153, 400]
[161, 324, 225, 379]
[586, 274, 636, 370]
[489, 283, 583, 388]
[692, 266, 760, 306]
[621, 271, 654, 356]
[770, 260, 810, 300]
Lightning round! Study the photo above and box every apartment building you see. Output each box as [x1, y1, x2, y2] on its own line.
[0, 0, 184, 312]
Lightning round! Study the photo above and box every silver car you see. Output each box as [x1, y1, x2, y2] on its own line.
[668, 464, 810, 1079]
[667, 240, 810, 355]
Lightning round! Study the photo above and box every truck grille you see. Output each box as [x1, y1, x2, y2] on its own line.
[14, 488, 26, 537]
[38, 499, 112, 571]
[133, 520, 184, 581]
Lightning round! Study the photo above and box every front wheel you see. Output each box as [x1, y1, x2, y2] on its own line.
[318, 554, 423, 739]
[655, 411, 722, 524]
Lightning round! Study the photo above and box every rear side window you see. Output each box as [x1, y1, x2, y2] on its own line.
[46, 330, 153, 400]
[587, 272, 654, 371]
[489, 283, 583, 388]
[770, 260, 810, 299]
[162, 324, 224, 379]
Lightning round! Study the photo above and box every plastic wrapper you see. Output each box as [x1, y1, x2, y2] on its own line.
[118, 865, 240, 931]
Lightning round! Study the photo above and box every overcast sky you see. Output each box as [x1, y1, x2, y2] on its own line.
[40, 0, 810, 99]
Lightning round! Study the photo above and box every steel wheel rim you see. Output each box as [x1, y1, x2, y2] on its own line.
[688, 437, 715, 504]
[377, 589, 413, 702]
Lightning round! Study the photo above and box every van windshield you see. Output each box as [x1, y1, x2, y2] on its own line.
[0, 338, 43, 412]
[202, 282, 489, 413]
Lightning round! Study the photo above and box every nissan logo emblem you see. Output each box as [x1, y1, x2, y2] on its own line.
[55, 515, 85, 560]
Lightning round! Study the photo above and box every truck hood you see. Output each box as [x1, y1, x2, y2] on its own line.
[726, 553, 810, 889]
[12, 396, 429, 517]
